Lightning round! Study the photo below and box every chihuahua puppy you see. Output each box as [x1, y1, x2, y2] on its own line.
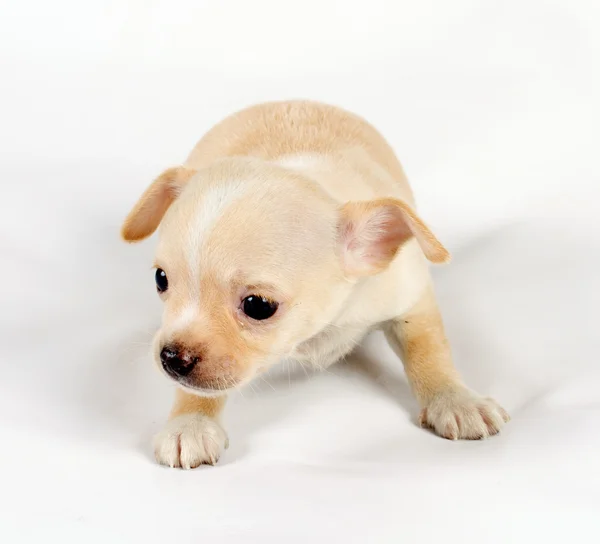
[122, 101, 509, 469]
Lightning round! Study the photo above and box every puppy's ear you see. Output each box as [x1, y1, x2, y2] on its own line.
[338, 197, 450, 276]
[121, 167, 196, 242]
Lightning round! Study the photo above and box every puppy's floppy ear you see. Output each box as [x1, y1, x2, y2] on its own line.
[121, 166, 196, 242]
[338, 197, 450, 276]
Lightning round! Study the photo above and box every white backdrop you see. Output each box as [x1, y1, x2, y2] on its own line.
[1, 1, 599, 542]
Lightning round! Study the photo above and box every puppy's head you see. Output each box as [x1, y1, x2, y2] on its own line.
[122, 158, 448, 395]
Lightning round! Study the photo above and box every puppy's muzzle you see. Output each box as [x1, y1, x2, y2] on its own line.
[160, 345, 200, 378]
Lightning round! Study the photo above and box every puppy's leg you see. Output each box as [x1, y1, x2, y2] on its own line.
[153, 389, 228, 468]
[385, 286, 509, 440]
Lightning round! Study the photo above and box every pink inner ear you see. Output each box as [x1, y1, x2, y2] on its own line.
[341, 204, 414, 275]
[359, 205, 412, 262]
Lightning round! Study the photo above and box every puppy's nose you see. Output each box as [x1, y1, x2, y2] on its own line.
[160, 345, 200, 378]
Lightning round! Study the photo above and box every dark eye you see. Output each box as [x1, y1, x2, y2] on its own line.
[242, 295, 278, 321]
[155, 268, 168, 293]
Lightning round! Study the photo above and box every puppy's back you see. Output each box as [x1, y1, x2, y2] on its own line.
[185, 101, 414, 204]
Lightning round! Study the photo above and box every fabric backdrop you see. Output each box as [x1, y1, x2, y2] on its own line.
[0, 1, 598, 542]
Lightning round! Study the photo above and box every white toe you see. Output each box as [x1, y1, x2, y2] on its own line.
[153, 413, 228, 469]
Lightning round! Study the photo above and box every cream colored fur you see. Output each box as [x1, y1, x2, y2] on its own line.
[122, 101, 509, 468]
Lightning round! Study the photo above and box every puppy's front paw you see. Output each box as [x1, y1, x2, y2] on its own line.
[153, 413, 228, 469]
[419, 387, 510, 440]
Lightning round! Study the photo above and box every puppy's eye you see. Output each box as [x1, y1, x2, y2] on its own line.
[242, 295, 278, 321]
[155, 268, 168, 293]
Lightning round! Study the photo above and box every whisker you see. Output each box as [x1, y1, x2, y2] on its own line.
[258, 375, 276, 392]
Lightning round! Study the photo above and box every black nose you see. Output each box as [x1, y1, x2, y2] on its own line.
[160, 346, 199, 378]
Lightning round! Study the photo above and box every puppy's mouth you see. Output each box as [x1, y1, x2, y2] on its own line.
[158, 358, 242, 396]
[176, 380, 237, 397]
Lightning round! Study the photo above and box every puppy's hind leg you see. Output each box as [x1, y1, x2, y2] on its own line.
[384, 285, 509, 440]
[153, 389, 228, 469]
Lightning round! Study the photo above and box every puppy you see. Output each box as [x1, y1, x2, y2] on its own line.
[122, 101, 509, 469]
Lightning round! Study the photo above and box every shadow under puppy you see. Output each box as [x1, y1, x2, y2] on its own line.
[121, 101, 509, 469]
